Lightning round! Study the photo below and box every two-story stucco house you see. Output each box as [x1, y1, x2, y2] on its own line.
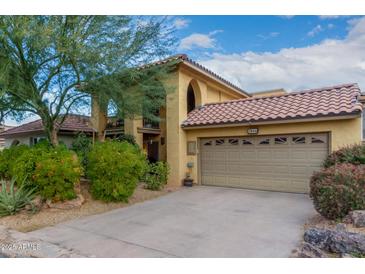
[2, 54, 364, 193]
[90, 54, 365, 193]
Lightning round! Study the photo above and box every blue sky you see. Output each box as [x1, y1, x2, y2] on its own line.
[175, 16, 351, 56]
[172, 15, 365, 93]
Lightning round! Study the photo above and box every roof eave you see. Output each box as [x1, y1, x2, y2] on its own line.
[181, 60, 250, 98]
[0, 129, 45, 138]
[181, 112, 361, 130]
[0, 128, 95, 138]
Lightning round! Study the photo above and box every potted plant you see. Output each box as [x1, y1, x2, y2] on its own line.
[183, 172, 193, 187]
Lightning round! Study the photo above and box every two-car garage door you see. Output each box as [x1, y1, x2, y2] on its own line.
[200, 133, 328, 193]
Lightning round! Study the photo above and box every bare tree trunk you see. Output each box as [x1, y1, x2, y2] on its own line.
[42, 117, 59, 147]
[50, 127, 59, 146]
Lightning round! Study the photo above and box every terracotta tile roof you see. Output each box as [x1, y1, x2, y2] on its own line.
[182, 83, 364, 128]
[139, 54, 249, 96]
[0, 115, 95, 137]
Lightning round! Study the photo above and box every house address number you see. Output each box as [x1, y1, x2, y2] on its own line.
[247, 128, 259, 135]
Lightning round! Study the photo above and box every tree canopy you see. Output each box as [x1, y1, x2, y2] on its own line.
[0, 16, 177, 145]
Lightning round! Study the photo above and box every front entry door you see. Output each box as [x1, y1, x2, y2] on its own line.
[147, 141, 159, 163]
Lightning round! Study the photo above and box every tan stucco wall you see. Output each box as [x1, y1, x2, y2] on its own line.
[158, 107, 167, 161]
[165, 65, 249, 186]
[90, 95, 107, 141]
[183, 117, 362, 185]
[124, 118, 143, 147]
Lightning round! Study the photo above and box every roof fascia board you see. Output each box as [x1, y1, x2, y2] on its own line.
[182, 114, 361, 130]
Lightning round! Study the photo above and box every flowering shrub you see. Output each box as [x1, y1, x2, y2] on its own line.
[310, 163, 365, 220]
[87, 141, 147, 202]
[323, 143, 365, 168]
[0, 145, 29, 179]
[13, 145, 82, 201]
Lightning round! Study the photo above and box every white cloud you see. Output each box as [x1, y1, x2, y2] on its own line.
[327, 23, 335, 29]
[278, 16, 295, 19]
[178, 30, 223, 50]
[307, 24, 324, 37]
[319, 15, 341, 20]
[173, 18, 190, 29]
[199, 17, 365, 93]
[257, 32, 280, 40]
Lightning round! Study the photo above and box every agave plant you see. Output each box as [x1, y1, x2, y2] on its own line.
[0, 177, 37, 217]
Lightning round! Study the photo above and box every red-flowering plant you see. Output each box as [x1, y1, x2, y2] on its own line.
[323, 143, 365, 168]
[310, 163, 365, 220]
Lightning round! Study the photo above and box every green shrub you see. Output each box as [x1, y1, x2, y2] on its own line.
[0, 177, 37, 217]
[71, 132, 92, 167]
[87, 141, 147, 202]
[323, 143, 365, 168]
[310, 163, 365, 220]
[13, 145, 82, 201]
[144, 161, 170, 191]
[0, 145, 29, 179]
[115, 134, 136, 145]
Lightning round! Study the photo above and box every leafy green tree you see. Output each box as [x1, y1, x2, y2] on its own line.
[0, 16, 176, 146]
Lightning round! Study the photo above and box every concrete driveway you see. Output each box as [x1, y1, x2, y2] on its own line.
[28, 186, 315, 257]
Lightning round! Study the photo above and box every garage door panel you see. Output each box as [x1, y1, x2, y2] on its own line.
[213, 176, 226, 186]
[290, 150, 308, 160]
[200, 133, 328, 193]
[226, 163, 243, 173]
[257, 150, 272, 159]
[272, 150, 290, 160]
[310, 150, 327, 160]
[227, 151, 240, 160]
[240, 150, 256, 159]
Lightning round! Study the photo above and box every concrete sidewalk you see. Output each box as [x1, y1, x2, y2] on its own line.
[28, 186, 315, 257]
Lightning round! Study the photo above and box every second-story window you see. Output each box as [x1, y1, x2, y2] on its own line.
[187, 84, 196, 113]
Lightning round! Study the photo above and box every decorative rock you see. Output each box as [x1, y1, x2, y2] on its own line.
[335, 223, 347, 231]
[341, 253, 355, 258]
[304, 228, 332, 250]
[24, 196, 43, 211]
[349, 210, 365, 228]
[32, 196, 43, 209]
[304, 228, 365, 255]
[295, 242, 329, 258]
[46, 194, 85, 210]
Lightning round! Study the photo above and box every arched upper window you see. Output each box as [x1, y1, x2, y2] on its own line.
[187, 84, 196, 113]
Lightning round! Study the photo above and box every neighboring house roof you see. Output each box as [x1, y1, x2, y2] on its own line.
[139, 54, 250, 97]
[0, 115, 95, 137]
[182, 83, 363, 128]
[0, 125, 13, 147]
